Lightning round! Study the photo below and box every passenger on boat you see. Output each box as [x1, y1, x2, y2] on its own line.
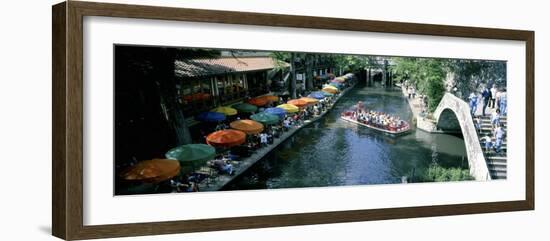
[342, 105, 408, 132]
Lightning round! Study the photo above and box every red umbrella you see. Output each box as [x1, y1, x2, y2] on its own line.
[206, 129, 247, 148]
[247, 97, 268, 107]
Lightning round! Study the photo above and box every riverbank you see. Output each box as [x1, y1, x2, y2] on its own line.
[401, 86, 437, 132]
[199, 83, 357, 191]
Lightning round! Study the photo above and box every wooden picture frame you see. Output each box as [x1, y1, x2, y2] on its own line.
[52, 1, 534, 240]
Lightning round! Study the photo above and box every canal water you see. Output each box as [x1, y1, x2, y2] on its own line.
[223, 84, 468, 191]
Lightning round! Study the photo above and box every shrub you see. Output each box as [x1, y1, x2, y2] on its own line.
[422, 164, 474, 182]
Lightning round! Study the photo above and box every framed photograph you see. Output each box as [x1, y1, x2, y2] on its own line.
[52, 1, 534, 240]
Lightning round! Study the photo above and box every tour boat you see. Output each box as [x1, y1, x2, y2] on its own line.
[340, 111, 411, 135]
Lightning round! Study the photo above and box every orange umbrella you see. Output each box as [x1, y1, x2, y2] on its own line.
[183, 93, 211, 101]
[287, 99, 308, 108]
[299, 97, 319, 105]
[247, 97, 268, 106]
[230, 119, 264, 134]
[261, 95, 279, 102]
[206, 129, 246, 148]
[121, 159, 180, 183]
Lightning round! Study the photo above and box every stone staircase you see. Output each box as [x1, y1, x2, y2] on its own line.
[477, 115, 507, 179]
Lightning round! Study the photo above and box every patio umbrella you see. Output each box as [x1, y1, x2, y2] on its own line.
[261, 95, 279, 102]
[196, 111, 226, 122]
[308, 91, 326, 100]
[329, 82, 344, 89]
[247, 97, 268, 107]
[321, 91, 334, 97]
[264, 107, 286, 119]
[165, 144, 216, 167]
[287, 99, 308, 108]
[206, 129, 246, 148]
[230, 119, 264, 134]
[232, 103, 258, 113]
[322, 85, 339, 94]
[121, 159, 180, 183]
[183, 93, 211, 102]
[299, 97, 319, 105]
[250, 112, 280, 125]
[211, 106, 238, 116]
[277, 104, 300, 113]
[334, 77, 346, 82]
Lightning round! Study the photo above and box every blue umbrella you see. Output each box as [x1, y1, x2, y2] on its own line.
[264, 107, 286, 119]
[196, 111, 226, 122]
[308, 91, 326, 100]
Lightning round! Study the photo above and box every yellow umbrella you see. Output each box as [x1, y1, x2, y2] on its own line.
[322, 85, 339, 94]
[277, 104, 300, 113]
[299, 97, 319, 105]
[211, 106, 237, 116]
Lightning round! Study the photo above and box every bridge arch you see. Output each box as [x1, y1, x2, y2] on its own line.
[433, 93, 491, 181]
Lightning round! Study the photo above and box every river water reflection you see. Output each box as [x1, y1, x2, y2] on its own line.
[224, 84, 468, 191]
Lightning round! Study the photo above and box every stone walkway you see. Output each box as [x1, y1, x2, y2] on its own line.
[401, 86, 437, 132]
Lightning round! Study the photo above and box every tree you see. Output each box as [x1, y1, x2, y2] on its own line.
[447, 60, 506, 99]
[393, 57, 447, 112]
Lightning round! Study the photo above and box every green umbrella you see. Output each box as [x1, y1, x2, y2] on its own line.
[165, 144, 216, 168]
[250, 112, 279, 125]
[232, 103, 258, 113]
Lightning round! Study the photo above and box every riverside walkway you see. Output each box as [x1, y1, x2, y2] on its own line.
[199, 84, 356, 191]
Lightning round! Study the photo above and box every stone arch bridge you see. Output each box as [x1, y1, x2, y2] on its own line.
[433, 93, 491, 181]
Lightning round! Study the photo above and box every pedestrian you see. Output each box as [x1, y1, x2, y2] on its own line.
[408, 86, 412, 99]
[260, 133, 268, 147]
[411, 87, 416, 99]
[468, 92, 478, 116]
[491, 109, 501, 130]
[481, 135, 493, 152]
[481, 86, 491, 116]
[474, 117, 481, 132]
[489, 85, 497, 108]
[212, 159, 233, 175]
[499, 88, 507, 116]
[494, 123, 506, 153]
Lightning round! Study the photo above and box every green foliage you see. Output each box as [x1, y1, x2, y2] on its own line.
[422, 164, 474, 182]
[447, 60, 506, 99]
[392, 57, 447, 112]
